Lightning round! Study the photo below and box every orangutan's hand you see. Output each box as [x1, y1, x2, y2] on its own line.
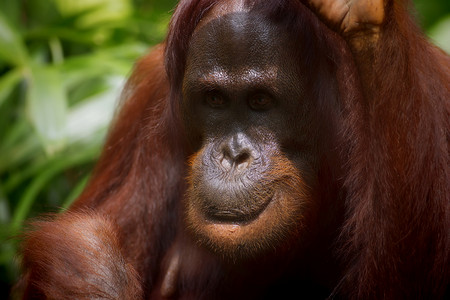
[305, 0, 386, 48]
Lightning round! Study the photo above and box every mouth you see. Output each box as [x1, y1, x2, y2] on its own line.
[185, 189, 305, 260]
[184, 151, 309, 260]
[203, 193, 274, 224]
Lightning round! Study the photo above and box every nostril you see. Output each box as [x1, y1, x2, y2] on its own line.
[219, 133, 256, 170]
[221, 150, 251, 170]
[235, 152, 251, 171]
[235, 152, 250, 165]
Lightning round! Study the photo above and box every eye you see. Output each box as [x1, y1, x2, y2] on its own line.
[205, 92, 225, 108]
[249, 93, 273, 111]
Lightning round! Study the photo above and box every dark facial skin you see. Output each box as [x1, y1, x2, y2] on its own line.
[182, 12, 321, 259]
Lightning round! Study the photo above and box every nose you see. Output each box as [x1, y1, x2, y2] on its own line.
[220, 133, 256, 170]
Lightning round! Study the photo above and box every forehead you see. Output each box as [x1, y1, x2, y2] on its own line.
[186, 11, 294, 72]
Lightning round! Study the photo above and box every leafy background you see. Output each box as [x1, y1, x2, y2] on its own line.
[0, 0, 448, 297]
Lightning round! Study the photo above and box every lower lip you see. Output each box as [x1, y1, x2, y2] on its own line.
[204, 194, 274, 224]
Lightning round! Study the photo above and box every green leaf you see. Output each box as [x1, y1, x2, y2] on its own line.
[0, 129, 41, 174]
[60, 174, 90, 210]
[0, 11, 28, 66]
[0, 187, 10, 225]
[10, 145, 99, 233]
[66, 75, 122, 144]
[26, 65, 68, 155]
[54, 0, 132, 28]
[428, 15, 450, 54]
[0, 1, 20, 25]
[0, 68, 23, 107]
[61, 54, 129, 89]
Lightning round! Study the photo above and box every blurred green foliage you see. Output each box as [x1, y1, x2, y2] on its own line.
[0, 0, 177, 295]
[0, 0, 448, 297]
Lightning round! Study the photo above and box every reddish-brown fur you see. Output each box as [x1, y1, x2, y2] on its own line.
[22, 212, 142, 299]
[19, 0, 449, 299]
